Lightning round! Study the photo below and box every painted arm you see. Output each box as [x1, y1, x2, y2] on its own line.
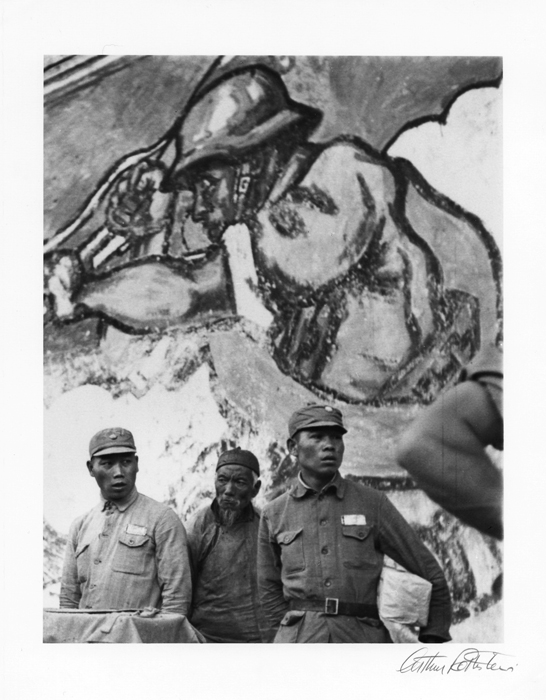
[44, 160, 174, 322]
[396, 380, 503, 539]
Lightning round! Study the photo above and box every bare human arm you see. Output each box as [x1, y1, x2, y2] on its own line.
[396, 380, 503, 540]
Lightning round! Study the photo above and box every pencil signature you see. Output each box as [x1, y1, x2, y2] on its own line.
[397, 647, 516, 674]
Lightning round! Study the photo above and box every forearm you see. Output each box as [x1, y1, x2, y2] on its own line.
[397, 382, 503, 538]
[378, 496, 452, 641]
[401, 435, 502, 537]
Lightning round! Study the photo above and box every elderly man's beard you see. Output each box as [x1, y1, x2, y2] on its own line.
[218, 505, 241, 527]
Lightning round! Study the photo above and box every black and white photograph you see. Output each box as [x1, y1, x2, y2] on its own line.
[43, 52, 503, 645]
[2, 0, 545, 699]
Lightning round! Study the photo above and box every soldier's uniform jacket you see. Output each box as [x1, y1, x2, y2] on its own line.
[258, 472, 452, 643]
[60, 489, 192, 614]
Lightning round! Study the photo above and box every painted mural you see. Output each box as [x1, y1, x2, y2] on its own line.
[44, 55, 503, 640]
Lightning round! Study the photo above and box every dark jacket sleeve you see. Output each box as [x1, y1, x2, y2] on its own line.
[376, 494, 452, 642]
[257, 507, 289, 642]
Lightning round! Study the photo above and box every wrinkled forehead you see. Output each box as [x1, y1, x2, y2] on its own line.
[216, 463, 255, 480]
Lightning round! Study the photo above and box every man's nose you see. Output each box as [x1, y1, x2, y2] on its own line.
[112, 462, 124, 477]
[224, 479, 235, 493]
[191, 192, 208, 222]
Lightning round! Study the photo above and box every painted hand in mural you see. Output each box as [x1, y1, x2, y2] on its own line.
[105, 160, 172, 249]
[44, 60, 501, 404]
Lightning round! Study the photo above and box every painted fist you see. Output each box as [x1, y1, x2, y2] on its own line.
[105, 160, 172, 241]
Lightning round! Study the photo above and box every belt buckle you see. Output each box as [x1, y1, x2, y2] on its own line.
[324, 597, 339, 615]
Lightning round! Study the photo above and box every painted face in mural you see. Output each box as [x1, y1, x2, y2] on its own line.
[215, 464, 260, 521]
[87, 452, 139, 502]
[186, 161, 239, 242]
[289, 427, 345, 490]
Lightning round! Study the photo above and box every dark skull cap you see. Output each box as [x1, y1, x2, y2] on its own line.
[216, 447, 260, 476]
[89, 427, 137, 458]
[288, 404, 347, 439]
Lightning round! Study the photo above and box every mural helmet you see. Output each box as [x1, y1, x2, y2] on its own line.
[161, 67, 321, 191]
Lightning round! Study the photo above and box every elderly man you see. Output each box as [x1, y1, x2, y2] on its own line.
[257, 405, 452, 643]
[60, 427, 192, 614]
[185, 448, 266, 643]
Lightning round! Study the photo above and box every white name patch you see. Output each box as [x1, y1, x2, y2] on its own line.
[341, 514, 367, 526]
[126, 524, 147, 536]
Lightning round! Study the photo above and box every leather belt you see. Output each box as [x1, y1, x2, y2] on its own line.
[288, 598, 379, 619]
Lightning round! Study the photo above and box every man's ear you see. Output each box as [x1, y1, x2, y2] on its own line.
[252, 479, 262, 498]
[135, 455, 139, 472]
[287, 437, 297, 458]
[87, 460, 94, 477]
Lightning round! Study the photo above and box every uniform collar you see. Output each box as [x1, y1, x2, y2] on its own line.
[100, 487, 139, 512]
[291, 471, 346, 500]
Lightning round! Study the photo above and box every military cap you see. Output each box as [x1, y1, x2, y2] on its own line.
[216, 447, 260, 476]
[89, 427, 137, 458]
[288, 404, 347, 438]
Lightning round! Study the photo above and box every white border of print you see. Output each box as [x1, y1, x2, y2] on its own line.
[3, 1, 545, 699]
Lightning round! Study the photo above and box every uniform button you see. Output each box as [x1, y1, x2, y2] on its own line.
[129, 539, 134, 544]
[320, 519, 328, 526]
[357, 530, 365, 537]
[324, 579, 332, 587]
[321, 547, 329, 554]
[283, 536, 290, 543]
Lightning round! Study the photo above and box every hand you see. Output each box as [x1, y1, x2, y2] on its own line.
[105, 160, 172, 240]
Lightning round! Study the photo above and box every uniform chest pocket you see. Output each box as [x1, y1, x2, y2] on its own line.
[112, 532, 152, 575]
[340, 524, 376, 569]
[277, 528, 305, 572]
[75, 542, 91, 582]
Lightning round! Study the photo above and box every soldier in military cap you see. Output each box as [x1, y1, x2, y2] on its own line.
[60, 428, 192, 615]
[185, 447, 267, 642]
[257, 404, 452, 643]
[44, 64, 498, 404]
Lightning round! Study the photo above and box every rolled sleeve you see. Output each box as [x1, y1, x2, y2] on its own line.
[154, 509, 192, 615]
